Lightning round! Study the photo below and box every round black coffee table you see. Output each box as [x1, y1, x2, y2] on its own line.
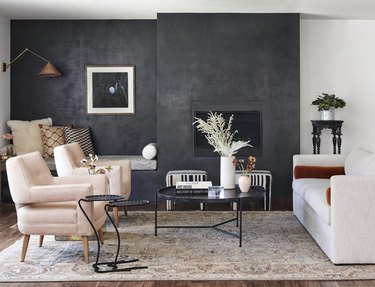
[155, 186, 266, 247]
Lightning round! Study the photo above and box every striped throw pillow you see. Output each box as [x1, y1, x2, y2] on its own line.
[63, 126, 95, 156]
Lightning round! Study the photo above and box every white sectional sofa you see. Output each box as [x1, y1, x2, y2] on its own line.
[293, 148, 375, 264]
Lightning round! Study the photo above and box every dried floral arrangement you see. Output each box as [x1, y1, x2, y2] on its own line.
[193, 112, 251, 157]
[233, 156, 257, 176]
[81, 154, 112, 175]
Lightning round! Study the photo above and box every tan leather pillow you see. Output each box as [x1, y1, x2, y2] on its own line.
[7, 118, 53, 155]
[294, 165, 345, 179]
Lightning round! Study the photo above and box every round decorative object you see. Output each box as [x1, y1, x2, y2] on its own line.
[238, 175, 251, 193]
[320, 107, 335, 120]
[142, 143, 157, 160]
[220, 156, 235, 189]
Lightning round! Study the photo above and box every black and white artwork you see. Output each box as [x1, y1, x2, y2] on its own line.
[86, 66, 135, 114]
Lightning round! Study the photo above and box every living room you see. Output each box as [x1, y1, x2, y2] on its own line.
[1, 1, 375, 286]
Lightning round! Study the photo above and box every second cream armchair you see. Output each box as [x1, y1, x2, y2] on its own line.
[54, 143, 131, 226]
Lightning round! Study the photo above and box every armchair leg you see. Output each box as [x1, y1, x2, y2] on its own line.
[113, 206, 119, 227]
[98, 228, 104, 245]
[39, 235, 44, 247]
[82, 236, 89, 264]
[21, 234, 30, 262]
[123, 206, 127, 216]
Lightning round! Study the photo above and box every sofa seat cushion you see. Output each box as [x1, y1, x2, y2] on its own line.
[18, 201, 106, 225]
[292, 178, 331, 224]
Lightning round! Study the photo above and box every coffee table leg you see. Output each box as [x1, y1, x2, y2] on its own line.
[236, 201, 239, 227]
[239, 199, 243, 247]
[154, 190, 158, 236]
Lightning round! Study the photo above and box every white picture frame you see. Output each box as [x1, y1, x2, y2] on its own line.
[86, 65, 135, 114]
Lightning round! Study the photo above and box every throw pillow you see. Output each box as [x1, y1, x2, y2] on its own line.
[142, 143, 157, 160]
[64, 126, 95, 156]
[345, 147, 375, 176]
[39, 124, 66, 158]
[7, 118, 53, 155]
[326, 187, 331, 206]
[294, 165, 345, 179]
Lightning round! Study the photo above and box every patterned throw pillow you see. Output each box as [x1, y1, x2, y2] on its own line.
[39, 125, 66, 158]
[64, 126, 95, 156]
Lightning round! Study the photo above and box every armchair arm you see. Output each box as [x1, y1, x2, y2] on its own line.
[28, 184, 92, 204]
[97, 160, 131, 199]
[330, 175, 375, 262]
[53, 174, 108, 195]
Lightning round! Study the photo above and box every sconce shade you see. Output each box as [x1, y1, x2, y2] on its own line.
[38, 62, 61, 77]
[2, 48, 62, 77]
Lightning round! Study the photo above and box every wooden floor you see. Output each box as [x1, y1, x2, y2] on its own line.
[1, 202, 375, 287]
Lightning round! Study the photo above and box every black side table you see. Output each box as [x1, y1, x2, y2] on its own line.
[311, 120, 343, 154]
[78, 194, 149, 273]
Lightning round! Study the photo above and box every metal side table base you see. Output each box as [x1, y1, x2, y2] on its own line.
[78, 195, 149, 273]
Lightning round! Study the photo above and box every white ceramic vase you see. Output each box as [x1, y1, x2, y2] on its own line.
[238, 175, 251, 193]
[220, 156, 235, 189]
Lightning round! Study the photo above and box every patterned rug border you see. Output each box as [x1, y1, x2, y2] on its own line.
[1, 211, 375, 282]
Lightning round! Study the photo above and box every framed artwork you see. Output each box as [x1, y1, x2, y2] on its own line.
[86, 65, 135, 114]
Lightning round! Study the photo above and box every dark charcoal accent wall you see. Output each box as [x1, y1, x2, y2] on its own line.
[9, 14, 300, 204]
[10, 20, 156, 155]
[157, 14, 300, 201]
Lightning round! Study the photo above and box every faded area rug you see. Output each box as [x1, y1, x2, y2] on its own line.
[1, 211, 375, 281]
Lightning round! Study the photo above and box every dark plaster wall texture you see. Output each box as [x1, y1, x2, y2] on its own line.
[10, 14, 300, 203]
[157, 13, 300, 202]
[10, 20, 157, 155]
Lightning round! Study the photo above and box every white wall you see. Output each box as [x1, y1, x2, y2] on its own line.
[300, 20, 375, 154]
[0, 16, 10, 148]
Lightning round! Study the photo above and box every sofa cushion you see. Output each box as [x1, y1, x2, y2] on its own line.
[345, 147, 375, 175]
[64, 127, 95, 156]
[294, 165, 345, 179]
[293, 178, 331, 224]
[326, 187, 331, 206]
[39, 125, 66, 158]
[7, 118, 53, 155]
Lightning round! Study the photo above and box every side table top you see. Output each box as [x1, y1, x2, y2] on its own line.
[84, 194, 123, 202]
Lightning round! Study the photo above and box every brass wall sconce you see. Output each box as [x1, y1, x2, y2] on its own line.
[2, 48, 61, 77]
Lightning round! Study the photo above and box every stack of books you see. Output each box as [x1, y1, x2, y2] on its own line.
[175, 181, 212, 195]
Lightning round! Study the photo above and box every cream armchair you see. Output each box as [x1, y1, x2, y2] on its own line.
[54, 143, 131, 226]
[6, 151, 108, 263]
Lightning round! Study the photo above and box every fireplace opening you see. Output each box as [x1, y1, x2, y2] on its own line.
[193, 103, 263, 158]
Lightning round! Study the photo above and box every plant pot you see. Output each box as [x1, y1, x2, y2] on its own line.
[238, 175, 251, 193]
[220, 156, 235, 189]
[320, 107, 335, 120]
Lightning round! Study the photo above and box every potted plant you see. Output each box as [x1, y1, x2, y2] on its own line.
[312, 93, 346, 120]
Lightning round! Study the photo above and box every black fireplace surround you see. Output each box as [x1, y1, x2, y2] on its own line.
[193, 103, 263, 158]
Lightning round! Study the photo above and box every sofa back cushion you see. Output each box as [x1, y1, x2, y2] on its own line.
[294, 166, 345, 179]
[345, 148, 375, 175]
